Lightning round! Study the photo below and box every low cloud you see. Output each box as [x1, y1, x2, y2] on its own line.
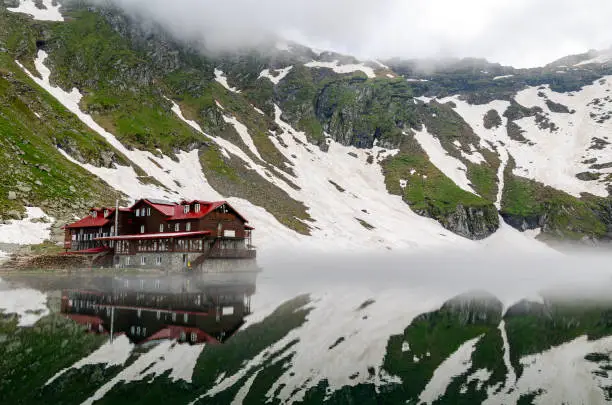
[84, 0, 612, 67]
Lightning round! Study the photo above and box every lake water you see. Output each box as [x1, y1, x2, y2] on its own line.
[2, 249, 612, 404]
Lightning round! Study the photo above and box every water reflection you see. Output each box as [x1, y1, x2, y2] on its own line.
[8, 270, 259, 345]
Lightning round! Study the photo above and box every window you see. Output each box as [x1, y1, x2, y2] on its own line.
[140, 225, 145, 234]
[186, 222, 191, 232]
[125, 256, 131, 266]
[135, 209, 140, 217]
[175, 223, 180, 232]
[183, 205, 189, 214]
[156, 311, 161, 320]
[136, 326, 141, 335]
[92, 211, 97, 218]
[156, 256, 162, 265]
[159, 224, 164, 233]
[172, 312, 177, 322]
[183, 313, 189, 323]
[155, 279, 161, 289]
[191, 332, 198, 342]
[147, 207, 151, 216]
[140, 256, 146, 265]
[137, 309, 142, 318]
[194, 203, 200, 213]
[130, 326, 135, 335]
[140, 279, 144, 289]
[104, 209, 109, 217]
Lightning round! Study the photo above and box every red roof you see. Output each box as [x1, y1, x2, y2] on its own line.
[95, 230, 211, 241]
[130, 199, 177, 216]
[64, 207, 128, 229]
[167, 200, 248, 223]
[142, 325, 219, 344]
[64, 216, 110, 229]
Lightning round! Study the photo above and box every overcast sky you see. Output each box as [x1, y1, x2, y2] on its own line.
[98, 0, 612, 68]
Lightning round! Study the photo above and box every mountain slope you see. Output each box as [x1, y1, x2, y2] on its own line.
[1, 0, 612, 251]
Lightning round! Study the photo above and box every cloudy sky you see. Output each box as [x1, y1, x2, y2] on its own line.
[99, 0, 612, 68]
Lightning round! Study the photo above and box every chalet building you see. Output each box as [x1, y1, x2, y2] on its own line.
[60, 274, 255, 344]
[63, 198, 257, 272]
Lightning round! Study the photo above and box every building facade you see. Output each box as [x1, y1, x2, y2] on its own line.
[63, 198, 257, 272]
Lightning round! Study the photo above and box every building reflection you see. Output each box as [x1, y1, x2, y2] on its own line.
[59, 271, 258, 345]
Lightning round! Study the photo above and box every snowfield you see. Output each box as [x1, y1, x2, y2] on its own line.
[0, 278, 49, 326]
[258, 66, 293, 85]
[45, 335, 134, 386]
[214, 69, 241, 93]
[7, 0, 63, 21]
[304, 60, 376, 78]
[0, 207, 53, 245]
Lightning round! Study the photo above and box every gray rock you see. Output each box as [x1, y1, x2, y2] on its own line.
[16, 184, 32, 193]
[69, 185, 76, 193]
[7, 191, 17, 200]
[6, 210, 22, 220]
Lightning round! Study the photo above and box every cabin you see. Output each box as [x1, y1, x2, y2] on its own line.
[62, 198, 256, 272]
[60, 275, 255, 344]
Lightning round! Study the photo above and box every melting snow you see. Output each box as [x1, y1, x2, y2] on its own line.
[0, 278, 49, 326]
[214, 69, 241, 93]
[493, 75, 514, 80]
[487, 335, 612, 404]
[7, 0, 63, 21]
[258, 66, 293, 85]
[419, 336, 482, 404]
[0, 207, 53, 245]
[222, 115, 264, 161]
[413, 126, 477, 194]
[45, 335, 134, 386]
[82, 341, 204, 405]
[304, 60, 376, 79]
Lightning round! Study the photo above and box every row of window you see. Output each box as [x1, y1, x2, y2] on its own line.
[139, 222, 193, 234]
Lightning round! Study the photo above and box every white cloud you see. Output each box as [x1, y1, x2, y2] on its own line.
[86, 0, 612, 67]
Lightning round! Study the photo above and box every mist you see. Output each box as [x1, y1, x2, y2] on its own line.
[82, 0, 612, 68]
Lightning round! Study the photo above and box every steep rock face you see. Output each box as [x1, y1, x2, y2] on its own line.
[314, 78, 418, 149]
[442, 204, 499, 240]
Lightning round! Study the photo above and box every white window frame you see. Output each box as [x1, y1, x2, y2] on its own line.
[194, 203, 200, 213]
[186, 222, 191, 232]
[174, 223, 180, 232]
[147, 207, 151, 216]
[126, 256, 131, 266]
[191, 332, 198, 342]
[135, 209, 140, 217]
[140, 256, 146, 265]
[159, 224, 164, 233]
[156, 256, 162, 265]
[92, 210, 97, 218]
[140, 225, 145, 234]
[183, 205, 189, 214]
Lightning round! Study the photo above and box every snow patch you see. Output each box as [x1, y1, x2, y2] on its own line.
[82, 341, 204, 405]
[304, 60, 376, 78]
[0, 207, 53, 245]
[413, 125, 477, 194]
[419, 336, 482, 404]
[258, 66, 293, 85]
[0, 279, 49, 326]
[45, 335, 134, 386]
[7, 0, 63, 21]
[214, 69, 241, 93]
[487, 335, 612, 404]
[493, 75, 514, 80]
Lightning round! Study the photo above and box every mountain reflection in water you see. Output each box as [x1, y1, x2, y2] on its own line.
[7, 271, 258, 345]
